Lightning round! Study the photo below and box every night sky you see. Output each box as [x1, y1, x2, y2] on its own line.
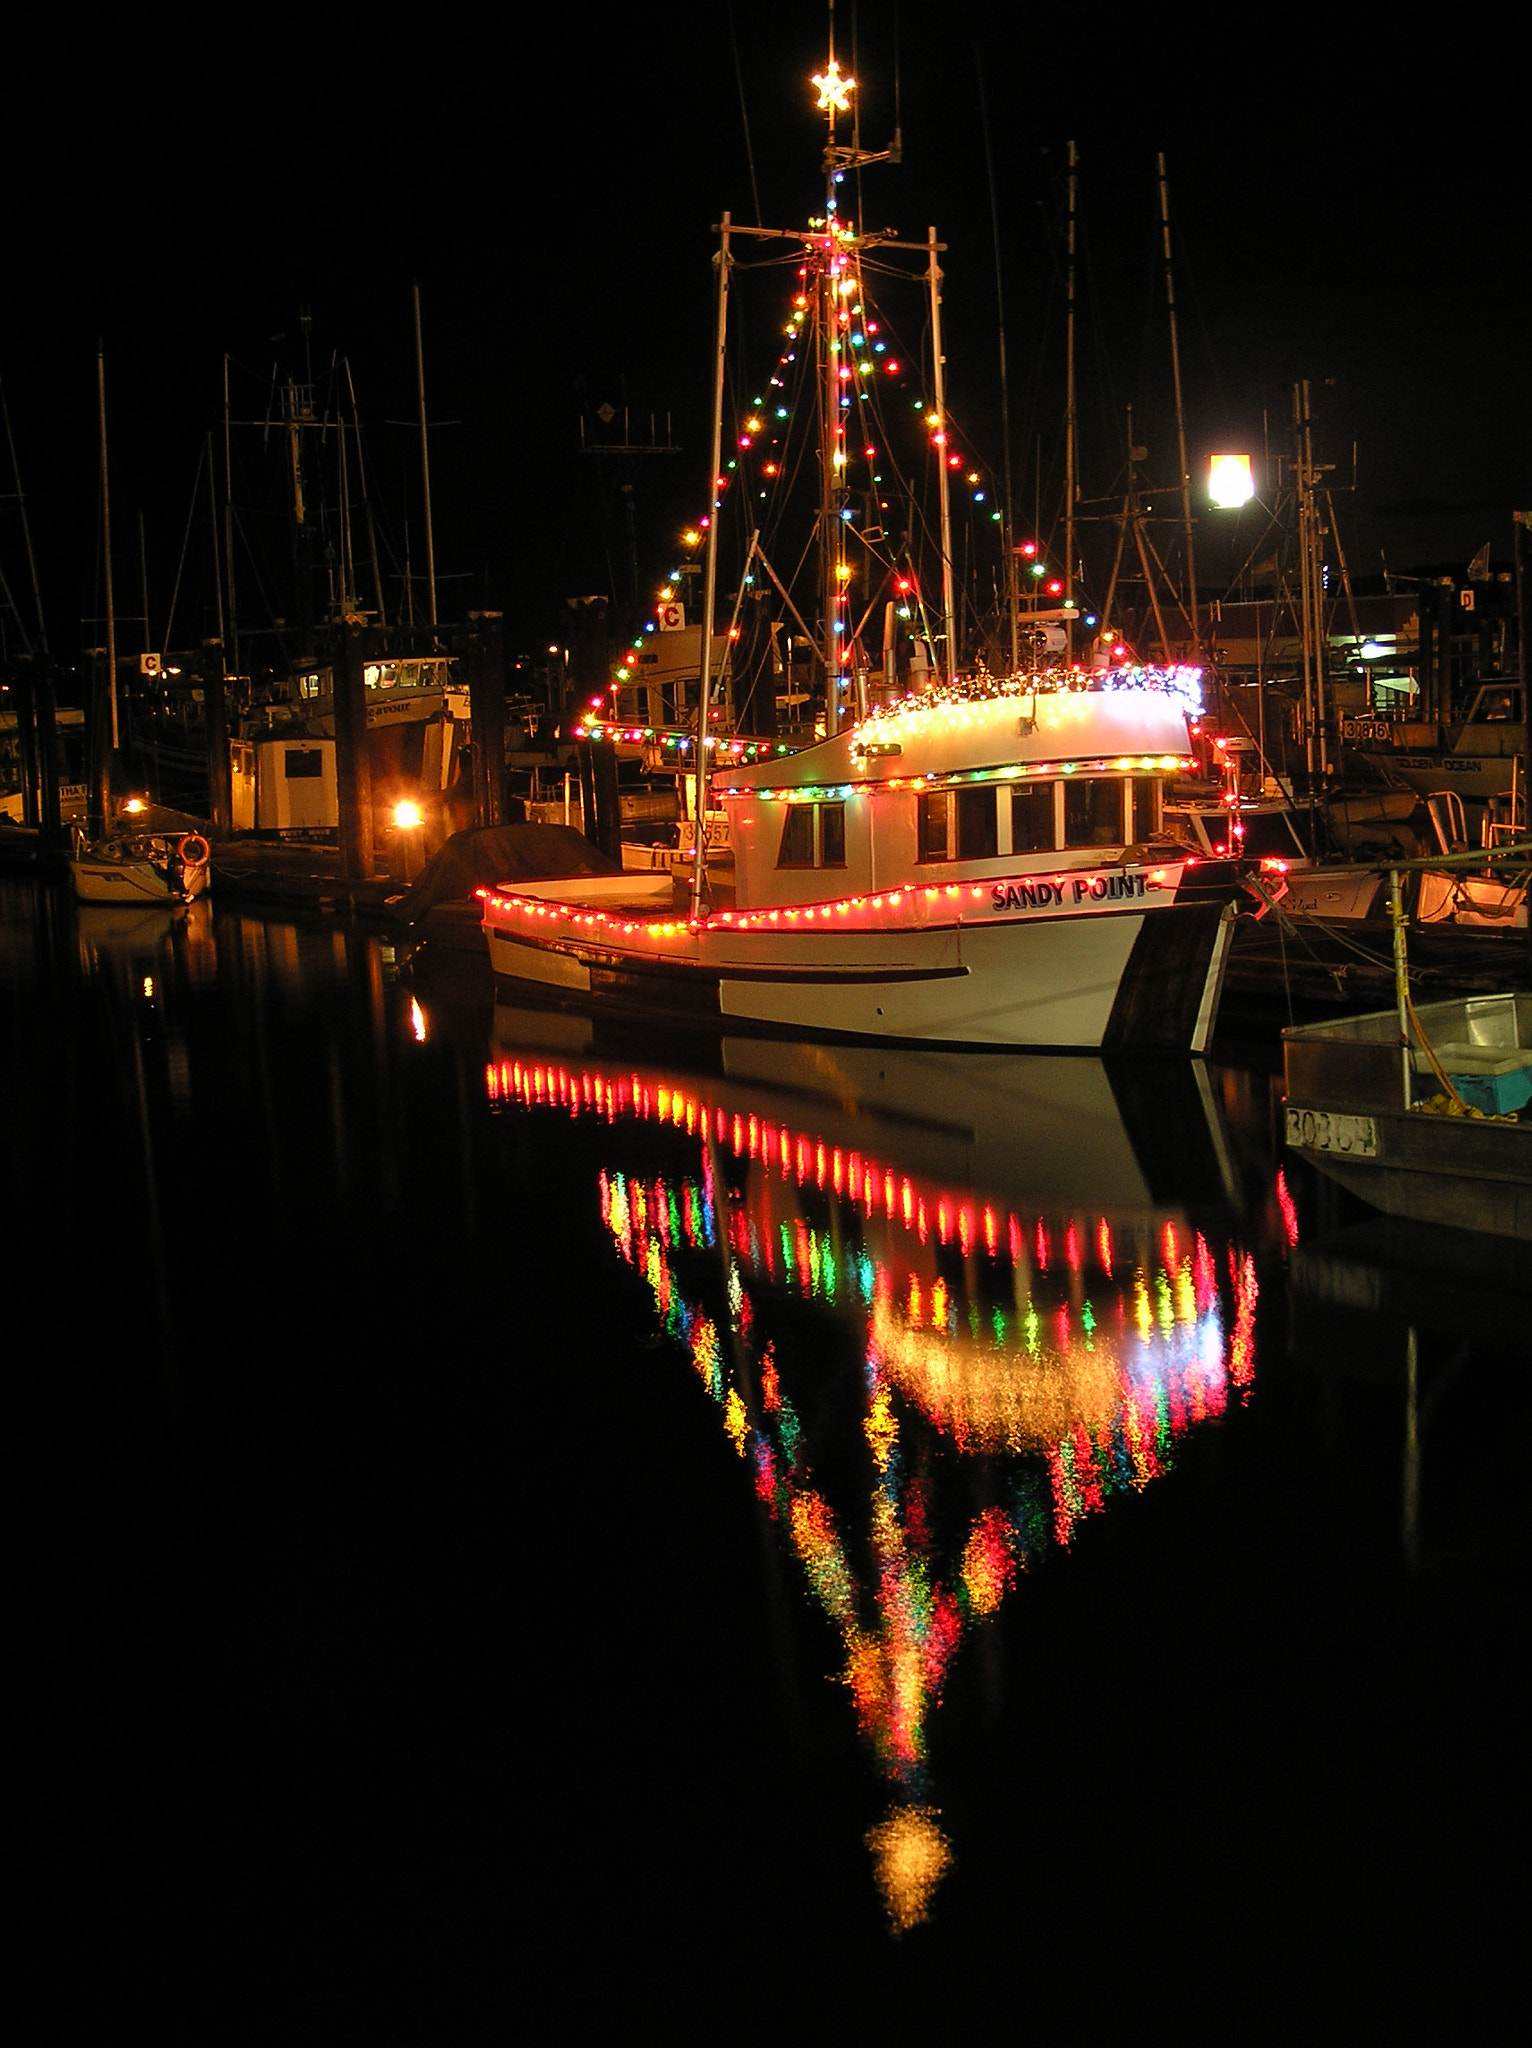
[4, 4, 1526, 669]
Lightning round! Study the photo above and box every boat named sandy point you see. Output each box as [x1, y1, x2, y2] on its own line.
[482, 666, 1237, 1051]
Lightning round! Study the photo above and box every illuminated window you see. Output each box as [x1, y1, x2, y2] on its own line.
[1064, 777, 1124, 848]
[1011, 781, 1056, 852]
[1470, 687, 1520, 724]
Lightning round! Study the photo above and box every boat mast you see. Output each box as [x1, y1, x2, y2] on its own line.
[818, 217, 847, 724]
[1293, 378, 1331, 784]
[816, 21, 855, 730]
[97, 348, 118, 757]
[691, 210, 732, 920]
[0, 370, 48, 657]
[1157, 153, 1199, 656]
[413, 283, 438, 628]
[222, 353, 239, 671]
[1065, 141, 1078, 667]
[977, 68, 1019, 676]
[927, 226, 957, 685]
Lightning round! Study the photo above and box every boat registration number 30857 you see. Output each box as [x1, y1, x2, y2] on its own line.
[1285, 1107, 1377, 1156]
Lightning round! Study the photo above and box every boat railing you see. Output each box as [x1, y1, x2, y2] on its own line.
[1484, 758, 1526, 848]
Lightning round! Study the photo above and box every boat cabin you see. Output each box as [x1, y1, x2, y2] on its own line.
[714, 676, 1198, 911]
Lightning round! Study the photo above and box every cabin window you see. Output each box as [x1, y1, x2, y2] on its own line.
[777, 803, 816, 866]
[1011, 781, 1056, 853]
[1129, 778, 1161, 844]
[1064, 776, 1124, 848]
[1239, 812, 1306, 860]
[819, 801, 846, 867]
[1470, 687, 1520, 724]
[955, 786, 998, 860]
[917, 793, 950, 862]
[285, 751, 324, 780]
[776, 800, 846, 869]
[919, 787, 1002, 863]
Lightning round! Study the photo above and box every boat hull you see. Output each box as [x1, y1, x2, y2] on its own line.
[483, 877, 1234, 1053]
[70, 841, 211, 905]
[1283, 993, 1532, 1238]
[1285, 1099, 1532, 1238]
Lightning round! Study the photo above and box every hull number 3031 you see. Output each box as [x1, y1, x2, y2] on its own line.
[1285, 1107, 1378, 1156]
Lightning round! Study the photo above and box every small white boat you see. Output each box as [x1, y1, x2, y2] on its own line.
[70, 828, 211, 906]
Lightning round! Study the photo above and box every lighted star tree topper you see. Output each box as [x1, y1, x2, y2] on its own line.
[812, 58, 855, 115]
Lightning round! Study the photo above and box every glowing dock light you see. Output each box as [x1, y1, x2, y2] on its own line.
[393, 799, 423, 831]
[1209, 453, 1254, 508]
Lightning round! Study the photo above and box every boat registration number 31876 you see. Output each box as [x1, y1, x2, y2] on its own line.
[1285, 1107, 1377, 1156]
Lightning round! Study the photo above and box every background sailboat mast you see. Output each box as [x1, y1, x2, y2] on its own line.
[97, 349, 118, 755]
[1294, 378, 1331, 784]
[978, 65, 1019, 675]
[413, 283, 438, 628]
[1065, 141, 1078, 665]
[692, 211, 731, 919]
[1157, 152, 1199, 653]
[222, 353, 239, 670]
[927, 226, 956, 685]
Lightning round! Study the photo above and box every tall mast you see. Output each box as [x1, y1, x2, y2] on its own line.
[1157, 152, 1199, 654]
[97, 349, 118, 755]
[1293, 379, 1331, 784]
[413, 283, 438, 628]
[206, 431, 226, 647]
[691, 211, 731, 920]
[817, 29, 856, 728]
[1065, 141, 1078, 665]
[977, 60, 1018, 676]
[819, 223, 846, 721]
[222, 352, 238, 669]
[927, 226, 957, 685]
[1, 369, 48, 655]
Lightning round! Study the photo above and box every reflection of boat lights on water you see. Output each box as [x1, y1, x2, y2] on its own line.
[488, 1049, 1260, 1932]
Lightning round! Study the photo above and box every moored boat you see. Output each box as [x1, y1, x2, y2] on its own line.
[70, 823, 211, 905]
[481, 57, 1239, 1052]
[483, 667, 1238, 1050]
[1283, 989, 1532, 1237]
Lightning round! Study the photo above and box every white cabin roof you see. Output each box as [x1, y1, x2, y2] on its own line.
[714, 671, 1200, 797]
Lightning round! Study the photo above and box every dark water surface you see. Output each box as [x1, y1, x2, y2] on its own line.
[8, 879, 1523, 2033]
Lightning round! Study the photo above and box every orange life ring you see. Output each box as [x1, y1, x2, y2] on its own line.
[178, 833, 211, 867]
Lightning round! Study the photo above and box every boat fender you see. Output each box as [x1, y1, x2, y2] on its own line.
[178, 833, 211, 867]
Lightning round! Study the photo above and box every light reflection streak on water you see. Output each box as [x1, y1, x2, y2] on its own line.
[490, 1053, 1261, 1930]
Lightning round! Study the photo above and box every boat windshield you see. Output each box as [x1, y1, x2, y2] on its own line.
[1237, 812, 1307, 859]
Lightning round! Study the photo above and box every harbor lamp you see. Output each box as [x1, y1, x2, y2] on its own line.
[1209, 454, 1254, 509]
[392, 798, 425, 883]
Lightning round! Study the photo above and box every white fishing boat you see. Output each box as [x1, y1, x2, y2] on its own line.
[484, 669, 1235, 1049]
[482, 62, 1237, 1053]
